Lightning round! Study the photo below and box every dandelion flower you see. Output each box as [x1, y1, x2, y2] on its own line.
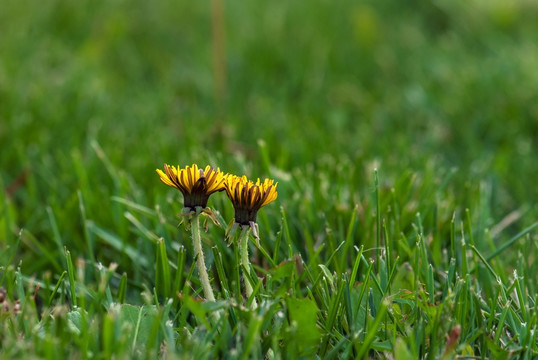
[156, 164, 226, 212]
[224, 175, 278, 227]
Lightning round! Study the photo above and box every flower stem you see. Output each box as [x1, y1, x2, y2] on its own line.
[239, 226, 257, 307]
[191, 213, 216, 302]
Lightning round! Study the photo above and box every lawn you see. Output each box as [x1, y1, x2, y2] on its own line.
[1, 0, 537, 358]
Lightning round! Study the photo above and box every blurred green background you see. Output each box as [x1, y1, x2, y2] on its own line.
[1, 0, 537, 270]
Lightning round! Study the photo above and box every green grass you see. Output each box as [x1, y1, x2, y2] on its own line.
[1, 0, 537, 358]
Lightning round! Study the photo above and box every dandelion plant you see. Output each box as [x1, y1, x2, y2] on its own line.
[223, 175, 278, 306]
[156, 164, 225, 302]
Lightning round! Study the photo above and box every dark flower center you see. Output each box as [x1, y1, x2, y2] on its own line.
[183, 176, 210, 210]
[232, 203, 261, 225]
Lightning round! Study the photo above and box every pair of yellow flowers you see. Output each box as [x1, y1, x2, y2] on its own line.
[156, 164, 278, 226]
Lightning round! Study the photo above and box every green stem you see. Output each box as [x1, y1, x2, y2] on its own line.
[239, 226, 257, 307]
[191, 213, 216, 302]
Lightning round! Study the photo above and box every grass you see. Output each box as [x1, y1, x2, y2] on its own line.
[1, 0, 537, 358]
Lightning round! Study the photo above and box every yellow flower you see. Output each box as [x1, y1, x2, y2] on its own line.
[224, 175, 278, 225]
[156, 164, 226, 211]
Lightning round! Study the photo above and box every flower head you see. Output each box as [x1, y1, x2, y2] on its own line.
[224, 175, 278, 226]
[156, 164, 226, 211]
